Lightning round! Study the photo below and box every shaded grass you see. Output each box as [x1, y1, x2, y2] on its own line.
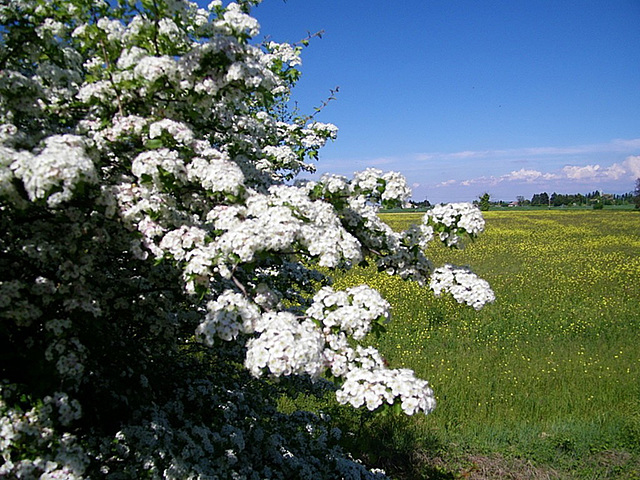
[289, 210, 640, 478]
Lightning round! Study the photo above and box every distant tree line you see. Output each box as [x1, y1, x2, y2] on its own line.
[410, 178, 640, 210]
[408, 199, 432, 209]
[524, 190, 636, 207]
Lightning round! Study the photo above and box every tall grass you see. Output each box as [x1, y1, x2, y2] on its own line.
[323, 210, 640, 478]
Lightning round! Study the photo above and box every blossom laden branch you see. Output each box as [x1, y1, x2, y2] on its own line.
[0, 1, 492, 478]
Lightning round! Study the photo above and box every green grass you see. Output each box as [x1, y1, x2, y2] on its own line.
[286, 210, 640, 479]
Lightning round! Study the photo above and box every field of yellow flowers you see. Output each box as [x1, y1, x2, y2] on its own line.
[333, 210, 640, 478]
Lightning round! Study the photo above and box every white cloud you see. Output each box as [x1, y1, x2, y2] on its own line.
[562, 164, 602, 180]
[415, 138, 640, 163]
[459, 177, 498, 186]
[449, 150, 490, 159]
[436, 156, 640, 192]
[612, 139, 640, 150]
[605, 163, 627, 180]
[436, 179, 457, 187]
[500, 168, 558, 182]
[623, 155, 640, 178]
[561, 159, 634, 182]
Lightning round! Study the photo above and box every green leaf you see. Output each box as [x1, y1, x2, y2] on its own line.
[145, 139, 164, 149]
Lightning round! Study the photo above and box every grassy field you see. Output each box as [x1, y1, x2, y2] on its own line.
[287, 210, 640, 479]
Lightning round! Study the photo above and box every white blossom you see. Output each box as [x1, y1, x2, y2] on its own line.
[10, 135, 96, 207]
[425, 202, 485, 247]
[331, 346, 436, 415]
[430, 264, 495, 310]
[197, 290, 261, 343]
[268, 41, 302, 67]
[215, 2, 260, 38]
[134, 55, 179, 84]
[307, 285, 389, 340]
[245, 312, 325, 378]
[131, 148, 187, 186]
[149, 119, 194, 145]
[159, 225, 207, 261]
[318, 173, 349, 195]
[117, 46, 147, 70]
[351, 167, 383, 193]
[97, 17, 125, 42]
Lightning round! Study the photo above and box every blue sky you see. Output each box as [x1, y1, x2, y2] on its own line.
[250, 0, 640, 203]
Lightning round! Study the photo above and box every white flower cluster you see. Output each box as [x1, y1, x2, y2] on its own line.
[187, 149, 245, 197]
[0, 389, 87, 479]
[214, 2, 260, 38]
[318, 173, 349, 195]
[302, 122, 339, 148]
[8, 135, 96, 207]
[136, 55, 179, 85]
[149, 118, 195, 145]
[268, 41, 302, 67]
[131, 148, 186, 186]
[430, 264, 495, 310]
[194, 185, 362, 283]
[44, 392, 83, 427]
[334, 347, 436, 415]
[351, 167, 411, 205]
[307, 285, 389, 340]
[379, 170, 412, 204]
[73, 5, 284, 107]
[261, 144, 298, 171]
[245, 312, 325, 377]
[98, 114, 148, 143]
[255, 122, 338, 175]
[197, 290, 260, 342]
[321, 329, 437, 415]
[324, 184, 435, 284]
[425, 202, 485, 248]
[159, 225, 207, 262]
[351, 168, 384, 193]
[236, 283, 438, 416]
[0, 126, 18, 202]
[402, 222, 435, 251]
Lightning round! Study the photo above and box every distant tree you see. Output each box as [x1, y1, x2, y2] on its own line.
[591, 191, 606, 209]
[635, 178, 640, 209]
[531, 192, 549, 206]
[478, 192, 491, 211]
[409, 198, 431, 209]
[587, 190, 601, 201]
[516, 195, 527, 206]
[615, 192, 633, 205]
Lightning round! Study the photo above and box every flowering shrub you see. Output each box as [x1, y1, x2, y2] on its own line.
[0, 0, 493, 478]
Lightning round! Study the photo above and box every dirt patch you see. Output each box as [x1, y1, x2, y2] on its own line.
[459, 454, 566, 480]
[400, 450, 640, 480]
